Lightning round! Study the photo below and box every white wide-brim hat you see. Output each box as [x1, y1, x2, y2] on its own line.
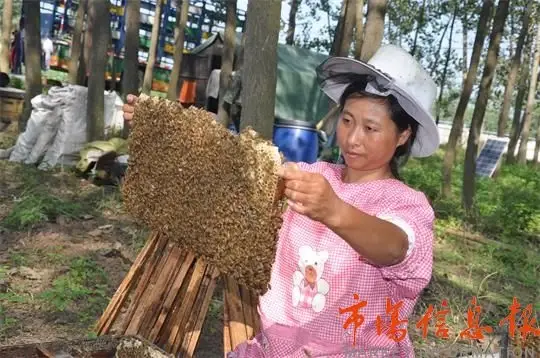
[316, 44, 440, 158]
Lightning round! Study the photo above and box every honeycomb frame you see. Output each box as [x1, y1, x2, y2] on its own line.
[122, 95, 286, 294]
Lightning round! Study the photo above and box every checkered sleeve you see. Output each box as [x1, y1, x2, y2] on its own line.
[375, 192, 435, 298]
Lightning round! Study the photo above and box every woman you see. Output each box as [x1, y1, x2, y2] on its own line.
[123, 45, 439, 357]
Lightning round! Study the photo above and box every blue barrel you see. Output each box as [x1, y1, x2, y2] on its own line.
[273, 118, 319, 163]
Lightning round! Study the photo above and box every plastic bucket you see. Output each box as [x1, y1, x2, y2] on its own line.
[273, 118, 319, 163]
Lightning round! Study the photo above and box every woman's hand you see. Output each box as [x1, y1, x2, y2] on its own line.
[123, 94, 139, 127]
[277, 163, 342, 226]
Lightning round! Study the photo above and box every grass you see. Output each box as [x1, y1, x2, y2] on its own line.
[1, 188, 86, 231]
[39, 257, 110, 325]
[401, 148, 539, 350]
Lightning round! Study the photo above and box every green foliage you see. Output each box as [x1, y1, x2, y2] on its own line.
[402, 149, 539, 243]
[8, 76, 24, 90]
[475, 164, 540, 239]
[39, 257, 109, 323]
[0, 304, 18, 338]
[1, 189, 85, 230]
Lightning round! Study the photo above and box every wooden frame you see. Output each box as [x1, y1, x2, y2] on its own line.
[96, 231, 261, 358]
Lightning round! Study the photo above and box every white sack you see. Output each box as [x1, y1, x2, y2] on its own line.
[9, 95, 55, 162]
[25, 89, 65, 164]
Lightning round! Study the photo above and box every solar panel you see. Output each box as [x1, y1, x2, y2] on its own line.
[476, 138, 509, 177]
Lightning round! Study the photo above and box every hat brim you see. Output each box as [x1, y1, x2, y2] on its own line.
[316, 57, 440, 158]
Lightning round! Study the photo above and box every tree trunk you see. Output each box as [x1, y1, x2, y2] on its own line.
[534, 117, 540, 167]
[285, 0, 301, 45]
[122, 0, 140, 101]
[166, 0, 189, 101]
[330, 2, 347, 56]
[462, 1, 468, 84]
[430, 13, 452, 77]
[410, 0, 426, 58]
[77, 6, 88, 86]
[86, 0, 110, 141]
[68, 0, 87, 84]
[516, 23, 540, 164]
[361, 0, 387, 61]
[506, 39, 531, 164]
[462, 0, 509, 214]
[216, 0, 237, 128]
[338, 0, 356, 57]
[0, 0, 13, 73]
[240, 0, 281, 140]
[435, 4, 458, 125]
[496, 1, 531, 137]
[354, 0, 364, 60]
[141, 0, 163, 95]
[83, 2, 93, 84]
[19, 0, 43, 133]
[441, 0, 493, 199]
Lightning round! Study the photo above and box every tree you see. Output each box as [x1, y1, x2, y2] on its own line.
[331, 0, 356, 57]
[141, 0, 163, 95]
[361, 0, 386, 61]
[216, 0, 237, 127]
[506, 35, 531, 163]
[410, 0, 426, 57]
[353, 0, 364, 60]
[286, 0, 301, 45]
[68, 0, 87, 85]
[516, 22, 540, 164]
[166, 0, 189, 101]
[86, 0, 110, 141]
[0, 0, 13, 73]
[20, 0, 42, 133]
[462, 0, 469, 83]
[122, 0, 140, 101]
[240, 0, 281, 139]
[496, 1, 531, 137]
[462, 0, 509, 213]
[441, 0, 494, 198]
[429, 12, 452, 77]
[340, 0, 356, 56]
[435, 3, 458, 125]
[534, 115, 540, 167]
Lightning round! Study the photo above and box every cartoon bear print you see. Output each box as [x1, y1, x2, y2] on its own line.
[292, 245, 330, 313]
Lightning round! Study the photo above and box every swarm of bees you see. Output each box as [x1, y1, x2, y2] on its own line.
[122, 95, 285, 294]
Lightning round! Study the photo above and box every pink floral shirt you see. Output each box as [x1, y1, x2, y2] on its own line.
[254, 161, 435, 357]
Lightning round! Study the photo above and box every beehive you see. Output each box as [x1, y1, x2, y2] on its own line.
[122, 95, 285, 294]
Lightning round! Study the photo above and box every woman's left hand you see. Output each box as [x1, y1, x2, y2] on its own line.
[277, 163, 342, 225]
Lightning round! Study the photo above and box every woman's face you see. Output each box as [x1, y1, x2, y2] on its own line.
[336, 95, 411, 172]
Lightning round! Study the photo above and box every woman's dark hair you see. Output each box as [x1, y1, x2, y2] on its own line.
[336, 74, 418, 180]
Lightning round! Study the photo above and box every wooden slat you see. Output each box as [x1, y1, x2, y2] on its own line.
[138, 245, 185, 338]
[225, 276, 248, 350]
[125, 236, 173, 335]
[95, 231, 160, 335]
[147, 251, 196, 342]
[223, 283, 232, 358]
[156, 257, 196, 348]
[240, 284, 254, 340]
[178, 266, 220, 357]
[164, 258, 208, 352]
[121, 233, 169, 334]
[250, 290, 261, 336]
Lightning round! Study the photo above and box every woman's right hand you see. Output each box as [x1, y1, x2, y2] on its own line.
[123, 94, 139, 127]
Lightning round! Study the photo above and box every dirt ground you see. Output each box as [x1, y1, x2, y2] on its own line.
[0, 157, 224, 357]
